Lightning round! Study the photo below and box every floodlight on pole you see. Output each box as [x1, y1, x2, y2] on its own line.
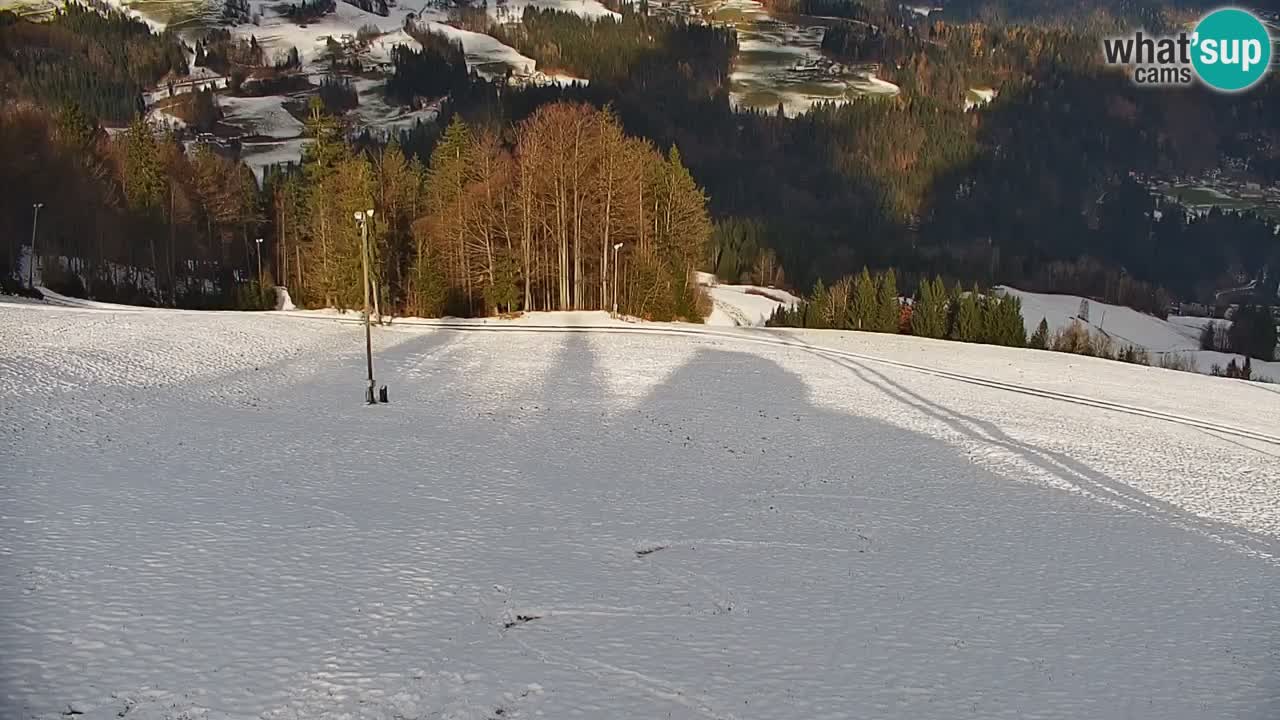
[355, 209, 377, 404]
[28, 202, 44, 290]
[612, 242, 623, 317]
[254, 237, 264, 286]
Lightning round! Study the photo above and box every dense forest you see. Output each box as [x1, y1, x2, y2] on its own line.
[767, 268, 1029, 348]
[934, 0, 1216, 32]
[1, 99, 269, 307]
[460, 6, 1279, 304]
[273, 101, 712, 319]
[387, 26, 470, 103]
[0, 2, 187, 122]
[482, 5, 737, 85]
[820, 18, 1100, 102]
[760, 0, 899, 22]
[1, 84, 712, 319]
[2, 0, 1278, 326]
[768, 268, 1277, 366]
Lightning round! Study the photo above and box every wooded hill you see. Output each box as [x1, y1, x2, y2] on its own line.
[935, 0, 1218, 33]
[0, 3, 187, 122]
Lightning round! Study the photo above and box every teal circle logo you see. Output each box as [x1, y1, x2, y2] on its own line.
[1191, 8, 1272, 92]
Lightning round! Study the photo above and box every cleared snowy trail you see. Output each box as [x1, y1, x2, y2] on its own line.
[3, 304, 1279, 719]
[284, 313, 1280, 447]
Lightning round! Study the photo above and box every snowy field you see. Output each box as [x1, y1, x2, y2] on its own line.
[219, 96, 305, 139]
[3, 300, 1280, 719]
[705, 286, 800, 327]
[1002, 287, 1280, 379]
[666, 0, 900, 116]
[697, 271, 801, 327]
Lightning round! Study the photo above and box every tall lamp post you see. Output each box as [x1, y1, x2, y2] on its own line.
[611, 242, 623, 317]
[354, 209, 376, 405]
[254, 237, 264, 286]
[28, 202, 43, 290]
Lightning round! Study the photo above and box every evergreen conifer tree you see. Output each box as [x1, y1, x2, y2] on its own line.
[809, 278, 829, 329]
[945, 280, 964, 338]
[911, 277, 937, 337]
[977, 293, 997, 343]
[1003, 295, 1027, 346]
[876, 269, 899, 333]
[954, 286, 981, 342]
[849, 266, 877, 330]
[1029, 317, 1050, 349]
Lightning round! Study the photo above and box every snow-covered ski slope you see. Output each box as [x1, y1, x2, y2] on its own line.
[697, 272, 801, 327]
[3, 300, 1280, 720]
[703, 285, 801, 327]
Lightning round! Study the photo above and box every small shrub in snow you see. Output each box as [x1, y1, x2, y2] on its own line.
[1116, 345, 1150, 365]
[1048, 323, 1150, 363]
[1049, 322, 1081, 354]
[1212, 357, 1254, 381]
[1092, 332, 1115, 360]
[1157, 353, 1195, 372]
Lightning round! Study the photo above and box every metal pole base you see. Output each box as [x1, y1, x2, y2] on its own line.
[365, 386, 376, 405]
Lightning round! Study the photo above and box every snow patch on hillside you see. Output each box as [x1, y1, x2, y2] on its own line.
[146, 105, 188, 130]
[101, 0, 167, 31]
[241, 138, 311, 181]
[350, 76, 441, 133]
[851, 72, 900, 96]
[1000, 286, 1280, 378]
[493, 0, 619, 20]
[220, 95, 305, 139]
[1004, 287, 1198, 352]
[31, 287, 150, 311]
[418, 19, 537, 75]
[964, 87, 997, 111]
[697, 272, 800, 326]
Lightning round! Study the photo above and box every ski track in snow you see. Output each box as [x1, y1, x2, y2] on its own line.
[2, 302, 1280, 719]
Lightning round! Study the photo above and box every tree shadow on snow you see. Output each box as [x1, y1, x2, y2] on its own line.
[14, 323, 1279, 719]
[464, 330, 1280, 718]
